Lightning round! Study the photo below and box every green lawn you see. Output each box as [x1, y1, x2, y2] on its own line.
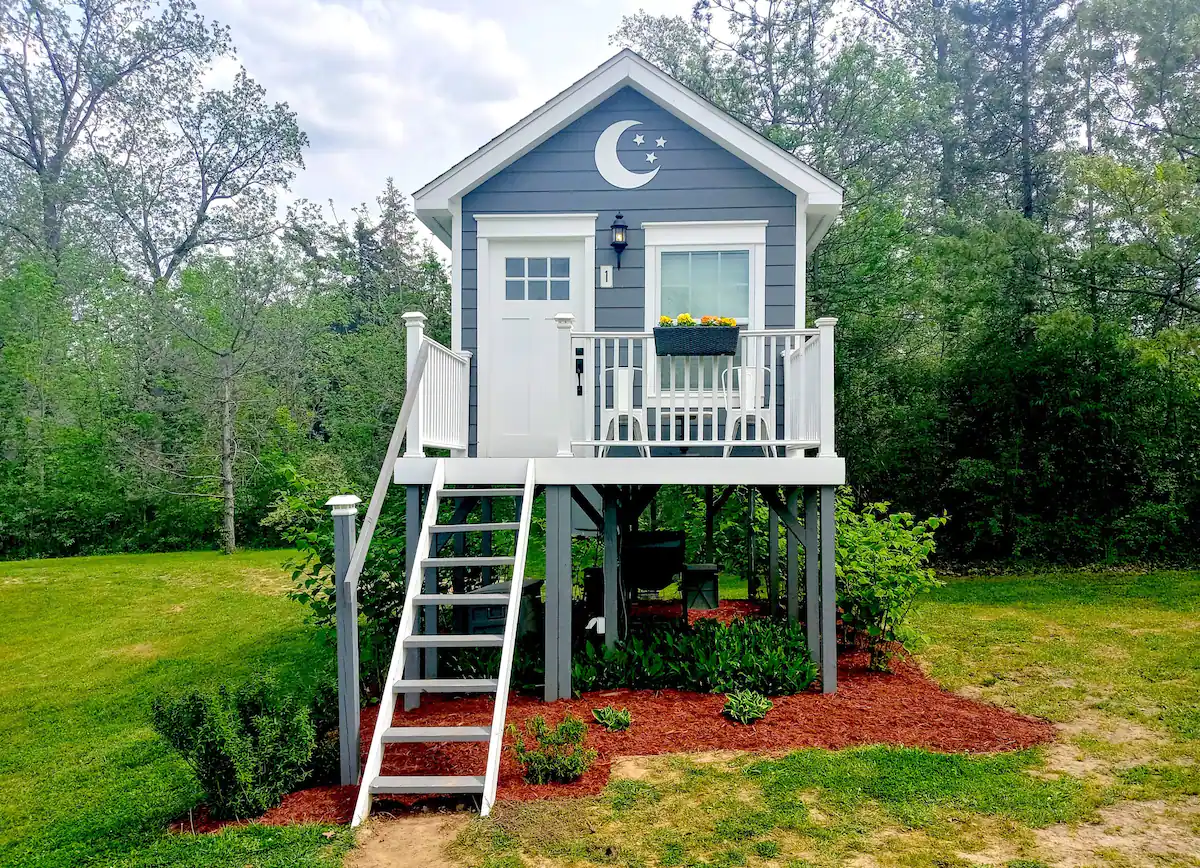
[0, 550, 352, 868]
[458, 568, 1200, 868]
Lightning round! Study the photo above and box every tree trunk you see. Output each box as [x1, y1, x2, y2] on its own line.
[1019, 0, 1035, 219]
[219, 351, 236, 553]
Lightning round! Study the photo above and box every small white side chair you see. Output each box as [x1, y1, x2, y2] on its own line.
[599, 364, 650, 457]
[721, 364, 775, 457]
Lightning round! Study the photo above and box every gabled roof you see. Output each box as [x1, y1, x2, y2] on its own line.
[413, 49, 843, 251]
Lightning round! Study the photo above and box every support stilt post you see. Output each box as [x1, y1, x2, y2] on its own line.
[603, 490, 619, 649]
[327, 494, 362, 786]
[543, 486, 573, 700]
[819, 485, 837, 693]
[786, 487, 799, 623]
[747, 488, 758, 599]
[804, 488, 820, 666]
[767, 504, 779, 616]
[403, 485, 421, 711]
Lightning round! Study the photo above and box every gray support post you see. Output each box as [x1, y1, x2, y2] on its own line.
[819, 485, 837, 693]
[553, 486, 573, 699]
[804, 488, 820, 666]
[403, 485, 422, 711]
[704, 486, 714, 560]
[767, 505, 779, 616]
[327, 494, 362, 786]
[543, 487, 573, 700]
[603, 490, 619, 649]
[786, 487, 800, 623]
[747, 488, 757, 599]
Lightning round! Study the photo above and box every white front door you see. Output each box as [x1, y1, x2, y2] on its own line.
[482, 239, 587, 457]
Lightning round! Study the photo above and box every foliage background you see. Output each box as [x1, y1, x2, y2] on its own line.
[3, 0, 1199, 564]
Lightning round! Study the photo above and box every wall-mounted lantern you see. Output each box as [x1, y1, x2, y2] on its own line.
[610, 213, 628, 269]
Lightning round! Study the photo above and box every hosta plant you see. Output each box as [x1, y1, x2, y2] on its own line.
[723, 690, 773, 725]
[592, 705, 633, 731]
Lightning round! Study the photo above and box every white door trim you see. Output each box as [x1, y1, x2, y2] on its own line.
[475, 213, 597, 458]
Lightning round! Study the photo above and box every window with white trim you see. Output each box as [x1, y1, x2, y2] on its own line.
[660, 250, 750, 320]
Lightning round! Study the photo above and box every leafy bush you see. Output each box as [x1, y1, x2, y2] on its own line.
[508, 715, 597, 784]
[151, 674, 316, 820]
[592, 705, 633, 731]
[836, 497, 947, 671]
[723, 690, 773, 724]
[573, 618, 817, 696]
[304, 665, 342, 786]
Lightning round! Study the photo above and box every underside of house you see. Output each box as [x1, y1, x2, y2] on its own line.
[346, 49, 845, 824]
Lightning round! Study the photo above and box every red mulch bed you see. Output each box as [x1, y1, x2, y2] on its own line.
[630, 598, 767, 625]
[175, 646, 1054, 832]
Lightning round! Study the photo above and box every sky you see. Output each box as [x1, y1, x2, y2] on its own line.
[196, 0, 695, 246]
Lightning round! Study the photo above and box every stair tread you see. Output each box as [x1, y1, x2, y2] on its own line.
[431, 522, 520, 533]
[438, 487, 524, 497]
[392, 678, 499, 693]
[414, 593, 510, 605]
[382, 725, 491, 743]
[404, 633, 504, 648]
[369, 775, 485, 794]
[423, 555, 515, 568]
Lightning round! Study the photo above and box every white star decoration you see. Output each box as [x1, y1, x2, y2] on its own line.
[656, 136, 667, 148]
[633, 133, 645, 146]
[645, 152, 657, 164]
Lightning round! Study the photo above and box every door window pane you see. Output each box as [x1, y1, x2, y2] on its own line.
[503, 256, 570, 302]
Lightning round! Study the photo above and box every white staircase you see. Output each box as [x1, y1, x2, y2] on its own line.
[351, 458, 536, 825]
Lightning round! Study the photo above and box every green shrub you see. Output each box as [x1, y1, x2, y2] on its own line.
[592, 705, 633, 731]
[508, 715, 597, 784]
[835, 497, 947, 670]
[723, 690, 773, 724]
[304, 665, 342, 786]
[151, 674, 316, 819]
[573, 618, 817, 696]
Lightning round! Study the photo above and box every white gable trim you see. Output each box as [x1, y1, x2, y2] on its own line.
[414, 50, 842, 246]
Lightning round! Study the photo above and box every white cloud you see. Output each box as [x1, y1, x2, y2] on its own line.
[196, 0, 693, 245]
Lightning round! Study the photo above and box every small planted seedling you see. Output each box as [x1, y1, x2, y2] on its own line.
[723, 690, 773, 724]
[592, 705, 633, 731]
[508, 714, 598, 784]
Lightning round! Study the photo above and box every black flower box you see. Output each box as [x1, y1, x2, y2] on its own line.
[652, 325, 741, 356]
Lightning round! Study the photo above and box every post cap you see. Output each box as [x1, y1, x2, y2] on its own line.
[325, 494, 362, 516]
[814, 317, 838, 327]
[401, 311, 427, 325]
[553, 312, 576, 327]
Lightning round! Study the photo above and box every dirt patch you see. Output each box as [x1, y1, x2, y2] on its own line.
[106, 642, 157, 659]
[348, 814, 470, 868]
[1036, 798, 1200, 867]
[1035, 711, 1168, 779]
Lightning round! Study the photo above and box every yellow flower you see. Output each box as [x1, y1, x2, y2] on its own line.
[676, 313, 696, 326]
[659, 315, 673, 326]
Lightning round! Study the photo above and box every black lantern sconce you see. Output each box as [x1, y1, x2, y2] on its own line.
[610, 213, 628, 269]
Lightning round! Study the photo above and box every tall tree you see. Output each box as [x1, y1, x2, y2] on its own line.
[0, 0, 227, 260]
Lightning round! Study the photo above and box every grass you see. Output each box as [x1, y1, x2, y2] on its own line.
[0, 550, 351, 868]
[456, 567, 1200, 867]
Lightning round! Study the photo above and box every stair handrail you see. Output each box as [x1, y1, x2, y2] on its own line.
[343, 339, 431, 597]
[351, 455, 446, 826]
[480, 458, 536, 816]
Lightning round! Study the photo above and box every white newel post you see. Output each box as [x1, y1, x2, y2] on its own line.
[815, 317, 837, 457]
[554, 313, 576, 457]
[326, 493, 362, 786]
[402, 312, 426, 457]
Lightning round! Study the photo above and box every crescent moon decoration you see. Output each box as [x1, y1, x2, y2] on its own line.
[594, 119, 660, 189]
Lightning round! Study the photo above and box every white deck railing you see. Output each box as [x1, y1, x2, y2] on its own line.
[403, 312, 471, 456]
[566, 318, 836, 457]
